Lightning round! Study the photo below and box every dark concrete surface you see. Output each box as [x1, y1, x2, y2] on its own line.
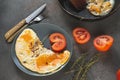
[0, 0, 120, 80]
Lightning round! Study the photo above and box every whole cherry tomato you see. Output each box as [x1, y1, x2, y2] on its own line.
[73, 27, 91, 44]
[49, 33, 66, 52]
[93, 35, 114, 52]
[117, 69, 120, 80]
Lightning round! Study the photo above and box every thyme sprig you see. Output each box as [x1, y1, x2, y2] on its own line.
[65, 53, 102, 80]
[70, 53, 88, 69]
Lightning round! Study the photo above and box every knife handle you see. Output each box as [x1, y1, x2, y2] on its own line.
[4, 19, 26, 40]
[7, 24, 28, 43]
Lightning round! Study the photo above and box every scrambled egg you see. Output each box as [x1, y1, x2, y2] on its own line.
[87, 0, 114, 16]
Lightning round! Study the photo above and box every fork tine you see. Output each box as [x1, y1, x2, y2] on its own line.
[34, 15, 44, 22]
[30, 15, 44, 24]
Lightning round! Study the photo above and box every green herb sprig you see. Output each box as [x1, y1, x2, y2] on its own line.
[65, 53, 102, 80]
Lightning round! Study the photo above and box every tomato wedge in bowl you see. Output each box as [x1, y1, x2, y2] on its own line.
[49, 33, 67, 52]
[72, 27, 91, 44]
[93, 35, 114, 52]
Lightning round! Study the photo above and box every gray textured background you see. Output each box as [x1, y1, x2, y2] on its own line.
[0, 0, 120, 80]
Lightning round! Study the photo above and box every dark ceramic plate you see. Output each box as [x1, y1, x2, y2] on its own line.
[11, 23, 73, 76]
[58, 0, 120, 20]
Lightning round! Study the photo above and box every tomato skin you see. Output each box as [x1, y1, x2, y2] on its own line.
[72, 27, 91, 44]
[49, 33, 66, 52]
[117, 69, 120, 80]
[93, 35, 114, 52]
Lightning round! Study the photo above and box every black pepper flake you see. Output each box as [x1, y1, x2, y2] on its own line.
[23, 61, 27, 63]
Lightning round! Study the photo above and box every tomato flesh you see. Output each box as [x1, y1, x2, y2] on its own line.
[117, 69, 120, 80]
[49, 33, 66, 52]
[93, 35, 114, 52]
[73, 27, 91, 44]
[52, 40, 66, 52]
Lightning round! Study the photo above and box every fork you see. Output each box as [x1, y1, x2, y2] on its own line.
[6, 15, 44, 43]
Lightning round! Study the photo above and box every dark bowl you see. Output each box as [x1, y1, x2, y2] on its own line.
[58, 0, 120, 21]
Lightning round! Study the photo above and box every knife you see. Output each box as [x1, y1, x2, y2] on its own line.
[4, 3, 46, 40]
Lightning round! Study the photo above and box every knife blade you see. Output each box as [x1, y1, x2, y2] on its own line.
[25, 3, 46, 23]
[4, 3, 46, 40]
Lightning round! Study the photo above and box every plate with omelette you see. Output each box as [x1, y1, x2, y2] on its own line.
[11, 23, 73, 76]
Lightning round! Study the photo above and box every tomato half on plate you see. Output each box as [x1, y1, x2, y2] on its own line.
[117, 69, 120, 80]
[93, 35, 114, 52]
[72, 27, 91, 44]
[49, 33, 66, 52]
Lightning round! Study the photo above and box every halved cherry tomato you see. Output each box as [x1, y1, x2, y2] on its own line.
[117, 69, 120, 80]
[72, 27, 91, 44]
[49, 33, 66, 52]
[93, 35, 114, 52]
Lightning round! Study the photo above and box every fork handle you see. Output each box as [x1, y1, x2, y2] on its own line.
[4, 19, 26, 40]
[7, 24, 28, 43]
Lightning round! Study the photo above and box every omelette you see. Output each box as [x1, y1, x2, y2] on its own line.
[15, 28, 70, 73]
